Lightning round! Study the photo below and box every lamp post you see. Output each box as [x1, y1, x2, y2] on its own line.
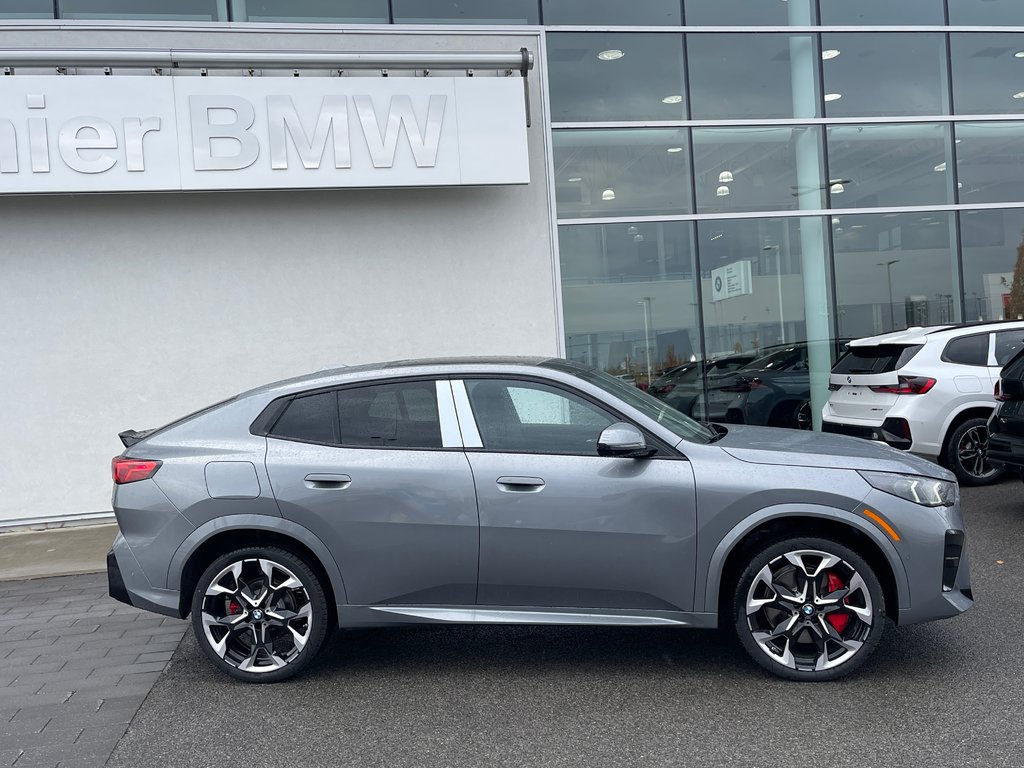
[877, 259, 900, 331]
[763, 244, 785, 344]
[638, 297, 653, 388]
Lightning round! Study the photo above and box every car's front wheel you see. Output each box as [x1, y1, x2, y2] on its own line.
[733, 537, 886, 681]
[945, 417, 1005, 486]
[191, 547, 329, 683]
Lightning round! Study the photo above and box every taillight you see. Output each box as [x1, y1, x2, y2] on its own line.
[868, 376, 936, 395]
[112, 457, 162, 484]
[721, 377, 767, 393]
[995, 380, 1009, 402]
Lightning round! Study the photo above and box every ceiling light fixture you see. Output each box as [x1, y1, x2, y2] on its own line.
[666, 146, 683, 153]
[830, 182, 845, 194]
[1016, 51, 1024, 58]
[716, 185, 730, 197]
[568, 177, 582, 182]
[824, 93, 843, 102]
[832, 217, 841, 225]
[627, 225, 639, 234]
[602, 188, 616, 201]
[633, 234, 645, 242]
[661, 94, 683, 104]
[718, 171, 734, 183]
[934, 162, 947, 172]
[1014, 91, 1024, 99]
[822, 49, 841, 60]
[597, 49, 624, 61]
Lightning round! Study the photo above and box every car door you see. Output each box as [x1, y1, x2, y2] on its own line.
[264, 379, 479, 606]
[454, 377, 697, 613]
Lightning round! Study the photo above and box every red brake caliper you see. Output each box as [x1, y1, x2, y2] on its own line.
[823, 571, 851, 634]
[228, 599, 242, 615]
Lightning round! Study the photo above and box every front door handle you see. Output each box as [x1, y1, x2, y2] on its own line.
[496, 476, 545, 493]
[304, 473, 352, 490]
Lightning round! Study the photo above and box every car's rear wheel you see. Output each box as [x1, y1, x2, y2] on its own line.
[945, 417, 1005, 486]
[733, 537, 886, 681]
[191, 547, 329, 683]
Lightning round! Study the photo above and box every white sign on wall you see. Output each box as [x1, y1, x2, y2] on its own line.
[711, 260, 753, 301]
[0, 75, 529, 194]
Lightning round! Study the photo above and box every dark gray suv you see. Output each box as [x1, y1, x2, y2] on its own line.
[107, 357, 972, 683]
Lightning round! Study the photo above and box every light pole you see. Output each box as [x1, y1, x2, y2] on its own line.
[763, 244, 785, 344]
[877, 259, 900, 331]
[638, 297, 653, 388]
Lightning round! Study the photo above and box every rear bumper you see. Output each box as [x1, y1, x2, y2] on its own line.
[107, 532, 184, 619]
[821, 417, 914, 451]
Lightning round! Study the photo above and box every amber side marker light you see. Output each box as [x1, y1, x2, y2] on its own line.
[863, 509, 901, 542]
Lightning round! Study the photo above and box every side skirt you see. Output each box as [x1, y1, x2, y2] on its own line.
[336, 604, 719, 629]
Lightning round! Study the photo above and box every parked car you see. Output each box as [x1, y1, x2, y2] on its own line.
[649, 353, 758, 417]
[987, 345, 1024, 478]
[822, 321, 1024, 485]
[108, 357, 971, 683]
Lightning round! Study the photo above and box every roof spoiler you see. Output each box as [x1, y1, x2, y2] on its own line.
[119, 428, 156, 448]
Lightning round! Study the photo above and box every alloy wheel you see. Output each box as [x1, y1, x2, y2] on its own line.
[794, 401, 813, 431]
[745, 549, 873, 673]
[199, 558, 314, 674]
[955, 424, 999, 481]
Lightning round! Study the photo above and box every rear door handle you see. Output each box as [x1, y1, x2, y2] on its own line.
[304, 473, 352, 490]
[496, 476, 545, 493]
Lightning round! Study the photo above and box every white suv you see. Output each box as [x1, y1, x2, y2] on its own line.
[822, 321, 1024, 485]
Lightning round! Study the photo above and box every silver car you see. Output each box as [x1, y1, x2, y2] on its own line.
[107, 357, 972, 683]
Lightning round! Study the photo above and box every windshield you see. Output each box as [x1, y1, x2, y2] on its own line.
[541, 360, 716, 444]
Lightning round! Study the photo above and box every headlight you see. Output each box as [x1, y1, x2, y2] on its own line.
[858, 471, 956, 507]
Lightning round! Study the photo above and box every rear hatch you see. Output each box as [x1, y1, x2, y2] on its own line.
[825, 342, 924, 422]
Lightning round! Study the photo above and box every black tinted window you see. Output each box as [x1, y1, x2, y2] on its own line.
[995, 330, 1024, 366]
[832, 344, 922, 374]
[271, 392, 338, 444]
[943, 334, 989, 367]
[338, 382, 442, 449]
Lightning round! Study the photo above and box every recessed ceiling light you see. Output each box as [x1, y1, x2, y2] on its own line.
[710, 233, 724, 241]
[661, 94, 683, 104]
[824, 93, 843, 102]
[831, 217, 841, 225]
[830, 182, 845, 194]
[601, 188, 615, 201]
[822, 49, 841, 60]
[955, 138, 962, 144]
[633, 234, 644, 243]
[958, 181, 964, 189]
[934, 162, 947, 172]
[1014, 91, 1024, 99]
[666, 146, 683, 153]
[568, 177, 582, 182]
[1016, 51, 1024, 58]
[716, 185, 730, 197]
[928, 220, 942, 226]
[850, 224, 864, 230]
[597, 49, 624, 61]
[719, 170, 734, 183]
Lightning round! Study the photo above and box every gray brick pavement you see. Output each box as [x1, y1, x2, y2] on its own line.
[0, 573, 186, 768]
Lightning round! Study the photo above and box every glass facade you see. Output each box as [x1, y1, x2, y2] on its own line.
[3, 0, 1024, 430]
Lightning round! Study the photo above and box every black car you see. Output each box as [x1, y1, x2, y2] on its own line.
[987, 346, 1024, 477]
[648, 353, 758, 417]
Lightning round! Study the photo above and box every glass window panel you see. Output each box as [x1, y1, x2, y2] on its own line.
[271, 393, 339, 445]
[826, 123, 953, 209]
[0, 0, 53, 18]
[832, 212, 960, 339]
[956, 123, 1024, 205]
[818, 0, 942, 25]
[687, 34, 819, 121]
[695, 217, 836, 430]
[948, 0, 1024, 26]
[693, 126, 824, 214]
[392, 0, 538, 24]
[547, 33, 685, 122]
[337, 382, 443, 449]
[560, 222, 700, 391]
[961, 209, 1024, 323]
[995, 330, 1024, 365]
[542, 0, 680, 26]
[553, 129, 691, 219]
[822, 33, 948, 118]
[943, 334, 989, 367]
[950, 34, 1024, 116]
[684, 0, 802, 26]
[59, 0, 226, 19]
[238, 0, 388, 22]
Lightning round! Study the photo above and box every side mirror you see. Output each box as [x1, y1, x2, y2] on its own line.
[597, 422, 656, 459]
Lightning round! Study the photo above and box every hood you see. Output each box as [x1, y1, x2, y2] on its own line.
[713, 425, 955, 480]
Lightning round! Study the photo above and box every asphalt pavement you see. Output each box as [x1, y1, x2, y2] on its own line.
[107, 482, 1024, 768]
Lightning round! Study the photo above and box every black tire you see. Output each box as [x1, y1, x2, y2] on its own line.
[191, 546, 329, 683]
[945, 417, 1005, 486]
[732, 537, 887, 682]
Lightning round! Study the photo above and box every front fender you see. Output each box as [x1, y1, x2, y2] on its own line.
[700, 503, 910, 614]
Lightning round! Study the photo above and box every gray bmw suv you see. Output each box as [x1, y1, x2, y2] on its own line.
[107, 357, 972, 682]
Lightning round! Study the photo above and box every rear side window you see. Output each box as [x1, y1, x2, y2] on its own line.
[271, 392, 339, 444]
[832, 344, 922, 374]
[995, 330, 1024, 366]
[338, 382, 442, 449]
[942, 334, 989, 367]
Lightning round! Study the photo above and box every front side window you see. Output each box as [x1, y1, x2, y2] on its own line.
[466, 379, 614, 455]
[995, 330, 1024, 366]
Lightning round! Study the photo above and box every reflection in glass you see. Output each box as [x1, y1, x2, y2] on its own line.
[951, 34, 1024, 116]
[818, 0, 942, 25]
[832, 212, 960, 339]
[542, 0, 679, 26]
[956, 123, 1024, 205]
[239, 0, 388, 22]
[822, 33, 948, 118]
[547, 33, 686, 122]
[0, 0, 52, 17]
[961, 210, 1024, 323]
[948, 0, 1024, 26]
[687, 34, 819, 121]
[560, 222, 699, 390]
[684, 0, 811, 26]
[392, 0, 538, 23]
[692, 127, 824, 214]
[553, 129, 691, 219]
[826, 123, 952, 209]
[695, 217, 834, 430]
[59, 0, 226, 18]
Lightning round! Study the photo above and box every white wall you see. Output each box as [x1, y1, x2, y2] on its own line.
[0, 25, 557, 526]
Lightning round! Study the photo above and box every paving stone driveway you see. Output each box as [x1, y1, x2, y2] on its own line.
[0, 573, 186, 768]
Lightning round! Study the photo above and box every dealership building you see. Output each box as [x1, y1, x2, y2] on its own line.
[1, 0, 1023, 527]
